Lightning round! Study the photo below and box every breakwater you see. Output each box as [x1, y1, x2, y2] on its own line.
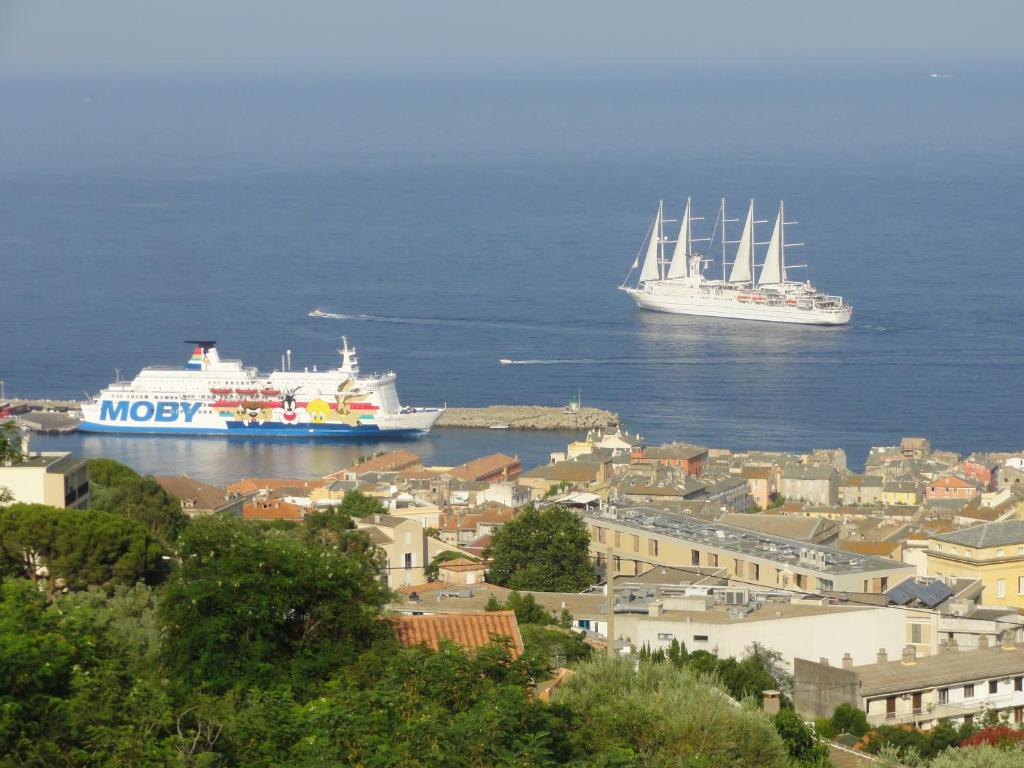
[436, 405, 619, 431]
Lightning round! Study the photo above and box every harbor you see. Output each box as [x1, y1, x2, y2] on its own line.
[437, 404, 618, 431]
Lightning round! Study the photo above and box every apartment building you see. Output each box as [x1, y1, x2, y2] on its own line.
[927, 521, 1024, 610]
[585, 507, 915, 593]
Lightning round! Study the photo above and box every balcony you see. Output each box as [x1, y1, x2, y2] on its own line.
[867, 691, 1024, 727]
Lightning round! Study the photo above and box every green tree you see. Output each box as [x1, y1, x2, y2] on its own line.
[425, 549, 477, 582]
[0, 503, 165, 596]
[552, 658, 790, 767]
[0, 420, 23, 465]
[336, 490, 386, 520]
[158, 515, 393, 693]
[772, 708, 829, 766]
[831, 702, 869, 738]
[485, 505, 593, 592]
[0, 580, 75, 759]
[88, 459, 187, 543]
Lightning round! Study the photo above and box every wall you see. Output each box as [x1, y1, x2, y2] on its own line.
[793, 658, 859, 719]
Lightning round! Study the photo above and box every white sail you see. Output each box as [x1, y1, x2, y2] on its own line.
[727, 201, 754, 283]
[666, 198, 691, 279]
[758, 203, 785, 286]
[638, 201, 663, 283]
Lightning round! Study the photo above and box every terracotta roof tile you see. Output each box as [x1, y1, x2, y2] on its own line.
[448, 453, 521, 482]
[331, 450, 421, 479]
[391, 610, 524, 658]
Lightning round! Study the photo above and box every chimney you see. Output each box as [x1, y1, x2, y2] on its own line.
[901, 645, 917, 666]
[979, 635, 989, 649]
[819, 657, 830, 666]
[842, 653, 854, 669]
[374, 513, 382, 524]
[648, 600, 663, 617]
[1002, 630, 1016, 651]
[943, 638, 959, 653]
[877, 649, 888, 664]
[762, 690, 781, 715]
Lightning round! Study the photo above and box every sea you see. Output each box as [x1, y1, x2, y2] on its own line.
[2, 64, 1022, 484]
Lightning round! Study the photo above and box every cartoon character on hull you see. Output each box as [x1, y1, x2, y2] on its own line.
[272, 388, 308, 425]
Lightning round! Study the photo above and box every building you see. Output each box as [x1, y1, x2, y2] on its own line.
[631, 443, 708, 476]
[477, 481, 531, 509]
[242, 496, 305, 521]
[155, 475, 243, 517]
[328, 450, 422, 481]
[741, 465, 776, 510]
[391, 611, 524, 658]
[962, 456, 999, 492]
[882, 478, 920, 506]
[795, 641, 1024, 728]
[838, 474, 884, 506]
[357, 513, 463, 588]
[519, 459, 609, 497]
[900, 437, 932, 459]
[925, 474, 980, 501]
[0, 446, 90, 509]
[780, 464, 839, 507]
[447, 453, 522, 483]
[586, 508, 916, 593]
[927, 521, 1024, 610]
[436, 558, 488, 586]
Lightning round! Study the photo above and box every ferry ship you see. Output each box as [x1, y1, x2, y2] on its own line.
[620, 198, 852, 325]
[79, 338, 444, 437]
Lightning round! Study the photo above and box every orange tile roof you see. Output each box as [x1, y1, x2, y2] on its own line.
[228, 477, 320, 496]
[331, 450, 422, 479]
[242, 498, 305, 521]
[392, 610, 524, 658]
[448, 453, 520, 482]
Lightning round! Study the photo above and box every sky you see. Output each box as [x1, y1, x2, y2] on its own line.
[1, 0, 1023, 77]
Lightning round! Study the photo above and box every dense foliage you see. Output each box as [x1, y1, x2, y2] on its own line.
[0, 421, 22, 464]
[485, 504, 594, 591]
[88, 458, 188, 543]
[0, 503, 165, 595]
[1, 485, 824, 766]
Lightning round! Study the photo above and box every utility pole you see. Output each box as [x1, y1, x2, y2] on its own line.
[606, 544, 615, 660]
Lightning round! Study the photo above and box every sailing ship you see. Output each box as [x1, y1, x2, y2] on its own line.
[619, 198, 852, 325]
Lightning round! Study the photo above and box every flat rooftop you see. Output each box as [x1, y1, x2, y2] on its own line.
[588, 507, 913, 576]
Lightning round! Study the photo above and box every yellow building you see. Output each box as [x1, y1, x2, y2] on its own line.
[881, 479, 920, 506]
[927, 521, 1024, 610]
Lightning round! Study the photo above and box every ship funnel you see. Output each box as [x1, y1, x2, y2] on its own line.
[286, 349, 292, 372]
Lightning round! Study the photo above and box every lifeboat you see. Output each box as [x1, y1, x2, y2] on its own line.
[785, 298, 798, 306]
[210, 387, 233, 395]
[235, 388, 258, 396]
[260, 387, 281, 396]
[737, 294, 751, 303]
[752, 294, 767, 303]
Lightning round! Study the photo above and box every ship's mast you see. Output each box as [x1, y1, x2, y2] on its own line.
[720, 198, 727, 281]
[657, 199, 665, 279]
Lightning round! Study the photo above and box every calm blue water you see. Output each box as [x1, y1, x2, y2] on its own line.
[2, 66, 1022, 483]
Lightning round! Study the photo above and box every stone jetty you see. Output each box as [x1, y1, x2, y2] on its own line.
[436, 405, 619, 431]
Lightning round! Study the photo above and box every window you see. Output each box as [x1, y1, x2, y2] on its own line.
[818, 578, 834, 592]
[693, 635, 709, 642]
[936, 544, 943, 551]
[734, 559, 742, 575]
[911, 624, 922, 644]
[989, 680, 999, 695]
[938, 688, 949, 705]
[997, 579, 1006, 599]
[614, 531, 621, 547]
[998, 549, 1005, 557]
[692, 549, 701, 566]
[752, 564, 760, 581]
[657, 633, 673, 641]
[403, 553, 413, 570]
[648, 539, 659, 557]
[595, 527, 606, 544]
[1018, 546, 1024, 556]
[965, 684, 975, 699]
[710, 553, 719, 567]
[1015, 677, 1022, 692]
[1019, 577, 1024, 596]
[632, 534, 640, 552]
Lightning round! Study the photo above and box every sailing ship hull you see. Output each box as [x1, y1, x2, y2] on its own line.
[623, 286, 852, 325]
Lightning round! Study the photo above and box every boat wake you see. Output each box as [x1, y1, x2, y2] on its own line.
[499, 358, 602, 365]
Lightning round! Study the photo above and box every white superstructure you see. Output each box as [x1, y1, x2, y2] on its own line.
[80, 338, 443, 437]
[620, 198, 852, 325]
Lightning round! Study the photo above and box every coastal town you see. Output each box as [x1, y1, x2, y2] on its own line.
[6, 415, 1024, 762]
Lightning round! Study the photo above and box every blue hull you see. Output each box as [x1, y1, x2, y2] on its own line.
[78, 422, 429, 439]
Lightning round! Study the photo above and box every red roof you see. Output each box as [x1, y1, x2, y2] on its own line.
[391, 610, 524, 658]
